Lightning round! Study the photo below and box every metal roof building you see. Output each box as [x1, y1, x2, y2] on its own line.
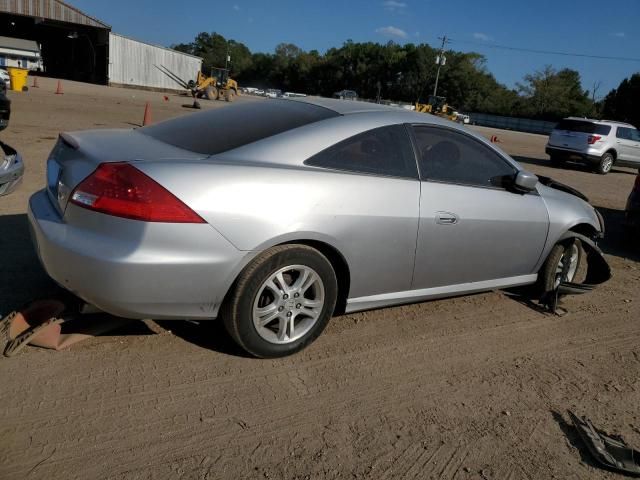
[0, 0, 201, 90]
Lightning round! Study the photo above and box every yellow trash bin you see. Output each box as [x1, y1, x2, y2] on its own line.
[7, 67, 29, 92]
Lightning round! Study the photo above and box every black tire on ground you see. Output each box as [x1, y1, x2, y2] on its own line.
[549, 154, 564, 166]
[537, 240, 583, 295]
[221, 245, 338, 358]
[205, 86, 217, 100]
[596, 152, 614, 175]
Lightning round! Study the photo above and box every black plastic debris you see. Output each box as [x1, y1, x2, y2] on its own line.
[569, 411, 640, 476]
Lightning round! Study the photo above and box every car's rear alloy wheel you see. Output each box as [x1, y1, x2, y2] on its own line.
[222, 245, 337, 358]
[596, 153, 614, 175]
[252, 265, 325, 344]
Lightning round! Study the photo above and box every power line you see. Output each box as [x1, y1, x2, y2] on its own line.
[448, 38, 640, 63]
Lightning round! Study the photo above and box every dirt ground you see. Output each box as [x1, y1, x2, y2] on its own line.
[1, 78, 639, 480]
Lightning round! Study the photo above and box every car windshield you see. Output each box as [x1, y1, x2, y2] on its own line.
[555, 119, 611, 135]
[140, 100, 338, 155]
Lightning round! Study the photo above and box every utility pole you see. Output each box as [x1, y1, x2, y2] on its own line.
[432, 35, 451, 97]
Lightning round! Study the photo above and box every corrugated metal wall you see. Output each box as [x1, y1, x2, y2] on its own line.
[108, 33, 202, 91]
[0, 0, 110, 28]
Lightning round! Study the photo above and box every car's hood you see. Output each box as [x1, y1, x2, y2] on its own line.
[537, 175, 589, 203]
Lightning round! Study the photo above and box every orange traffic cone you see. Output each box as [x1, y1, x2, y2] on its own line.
[32, 76, 39, 88]
[142, 102, 152, 126]
[55, 80, 64, 94]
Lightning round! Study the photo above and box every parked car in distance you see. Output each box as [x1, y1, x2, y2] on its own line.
[333, 89, 357, 100]
[546, 118, 640, 174]
[0, 88, 10, 130]
[456, 113, 471, 124]
[29, 98, 608, 358]
[265, 89, 282, 99]
[624, 170, 640, 238]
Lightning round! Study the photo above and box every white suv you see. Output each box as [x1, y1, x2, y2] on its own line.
[546, 118, 640, 174]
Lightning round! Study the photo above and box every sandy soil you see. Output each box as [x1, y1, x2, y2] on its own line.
[1, 79, 639, 479]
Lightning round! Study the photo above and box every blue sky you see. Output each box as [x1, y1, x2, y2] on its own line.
[75, 0, 640, 96]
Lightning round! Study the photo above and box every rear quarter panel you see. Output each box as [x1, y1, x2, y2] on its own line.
[137, 162, 421, 299]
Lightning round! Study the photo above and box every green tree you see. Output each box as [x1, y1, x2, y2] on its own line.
[516, 66, 593, 120]
[601, 73, 640, 127]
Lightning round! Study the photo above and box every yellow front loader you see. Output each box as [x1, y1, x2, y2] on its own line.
[156, 65, 238, 102]
[192, 68, 238, 102]
[415, 95, 458, 121]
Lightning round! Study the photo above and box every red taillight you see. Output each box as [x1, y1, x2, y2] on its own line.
[587, 135, 601, 145]
[70, 163, 205, 223]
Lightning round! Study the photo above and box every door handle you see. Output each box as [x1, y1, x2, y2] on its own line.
[435, 212, 459, 225]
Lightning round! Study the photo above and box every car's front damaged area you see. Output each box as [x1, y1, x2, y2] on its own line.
[541, 231, 612, 314]
[0, 140, 24, 196]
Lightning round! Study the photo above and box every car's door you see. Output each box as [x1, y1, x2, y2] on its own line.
[304, 124, 420, 298]
[411, 125, 549, 289]
[615, 127, 634, 162]
[616, 127, 640, 165]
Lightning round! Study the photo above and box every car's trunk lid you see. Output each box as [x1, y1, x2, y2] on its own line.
[548, 119, 611, 150]
[47, 128, 205, 214]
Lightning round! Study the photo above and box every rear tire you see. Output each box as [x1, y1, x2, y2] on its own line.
[549, 154, 564, 167]
[224, 89, 232, 102]
[221, 245, 337, 358]
[595, 152, 614, 175]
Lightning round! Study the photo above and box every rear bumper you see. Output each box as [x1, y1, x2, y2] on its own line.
[545, 145, 602, 163]
[0, 141, 23, 196]
[28, 189, 251, 320]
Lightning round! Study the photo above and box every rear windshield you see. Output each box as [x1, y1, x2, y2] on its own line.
[555, 119, 611, 135]
[140, 100, 338, 155]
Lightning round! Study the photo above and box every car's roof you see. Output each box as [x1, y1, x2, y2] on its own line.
[289, 96, 405, 115]
[564, 117, 634, 127]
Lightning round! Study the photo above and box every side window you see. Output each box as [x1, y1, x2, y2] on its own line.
[616, 127, 631, 140]
[412, 126, 517, 188]
[305, 125, 418, 179]
[631, 129, 640, 142]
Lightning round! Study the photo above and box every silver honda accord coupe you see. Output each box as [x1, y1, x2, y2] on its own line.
[29, 98, 608, 357]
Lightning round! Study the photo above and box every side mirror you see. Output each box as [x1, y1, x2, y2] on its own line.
[513, 170, 538, 193]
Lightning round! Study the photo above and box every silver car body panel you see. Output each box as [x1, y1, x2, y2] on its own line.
[28, 98, 604, 320]
[413, 182, 549, 289]
[346, 274, 537, 312]
[29, 189, 253, 319]
[0, 142, 24, 196]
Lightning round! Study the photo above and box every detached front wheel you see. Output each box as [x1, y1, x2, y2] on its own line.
[538, 240, 582, 294]
[222, 245, 337, 358]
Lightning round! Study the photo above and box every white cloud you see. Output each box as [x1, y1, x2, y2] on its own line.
[376, 26, 408, 39]
[611, 32, 625, 38]
[473, 32, 491, 41]
[383, 0, 407, 9]
[233, 4, 240, 11]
